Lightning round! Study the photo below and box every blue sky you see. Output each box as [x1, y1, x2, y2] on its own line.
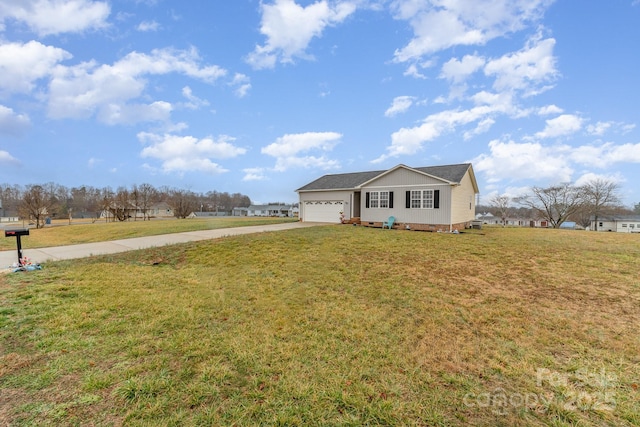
[1, 0, 639, 206]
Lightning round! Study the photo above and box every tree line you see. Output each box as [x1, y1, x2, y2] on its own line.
[482, 178, 639, 229]
[0, 183, 252, 228]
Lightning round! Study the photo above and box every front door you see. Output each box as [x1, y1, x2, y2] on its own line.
[352, 192, 361, 218]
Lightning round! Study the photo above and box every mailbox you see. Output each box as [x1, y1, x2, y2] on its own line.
[4, 228, 30, 265]
[5, 228, 30, 237]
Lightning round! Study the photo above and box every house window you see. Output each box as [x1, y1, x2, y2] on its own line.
[409, 190, 436, 209]
[622, 224, 628, 228]
[370, 192, 379, 208]
[365, 191, 393, 209]
[599, 222, 603, 227]
[379, 192, 389, 208]
[410, 191, 421, 209]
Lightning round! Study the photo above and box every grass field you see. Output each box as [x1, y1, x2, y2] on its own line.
[0, 217, 297, 251]
[1, 225, 639, 426]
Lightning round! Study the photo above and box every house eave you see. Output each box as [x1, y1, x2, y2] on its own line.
[297, 187, 357, 193]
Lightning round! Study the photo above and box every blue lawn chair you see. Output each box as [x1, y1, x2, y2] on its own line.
[382, 216, 395, 229]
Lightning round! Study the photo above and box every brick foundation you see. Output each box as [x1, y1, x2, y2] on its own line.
[360, 221, 471, 232]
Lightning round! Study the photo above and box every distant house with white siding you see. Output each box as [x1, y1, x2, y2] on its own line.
[247, 204, 296, 217]
[591, 215, 640, 232]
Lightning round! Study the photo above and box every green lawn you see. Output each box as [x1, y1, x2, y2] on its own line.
[0, 217, 297, 251]
[1, 226, 639, 426]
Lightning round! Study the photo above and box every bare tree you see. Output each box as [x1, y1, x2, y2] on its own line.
[490, 194, 511, 227]
[581, 178, 621, 231]
[99, 187, 115, 222]
[515, 183, 585, 229]
[167, 188, 197, 219]
[108, 187, 131, 221]
[137, 183, 157, 220]
[130, 185, 140, 221]
[19, 185, 55, 228]
[0, 184, 22, 216]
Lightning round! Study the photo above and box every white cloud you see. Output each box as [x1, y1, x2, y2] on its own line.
[586, 121, 613, 136]
[0, 150, 19, 165]
[272, 155, 340, 171]
[262, 131, 342, 171]
[440, 54, 485, 83]
[243, 167, 268, 181]
[246, 0, 357, 69]
[571, 142, 640, 168]
[181, 86, 210, 110]
[463, 117, 495, 140]
[230, 73, 251, 98]
[473, 139, 573, 183]
[374, 103, 503, 163]
[537, 104, 563, 115]
[0, 41, 72, 94]
[391, 0, 554, 62]
[484, 34, 558, 95]
[0, 0, 110, 36]
[535, 114, 583, 139]
[48, 47, 227, 124]
[473, 138, 640, 191]
[385, 96, 416, 117]
[574, 171, 624, 187]
[98, 101, 173, 125]
[87, 157, 101, 168]
[137, 20, 160, 32]
[0, 105, 31, 136]
[404, 59, 438, 79]
[139, 132, 246, 174]
[376, 32, 559, 164]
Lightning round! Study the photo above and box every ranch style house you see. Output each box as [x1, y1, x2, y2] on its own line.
[296, 163, 479, 232]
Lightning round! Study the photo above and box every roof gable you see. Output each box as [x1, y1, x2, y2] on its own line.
[359, 164, 459, 187]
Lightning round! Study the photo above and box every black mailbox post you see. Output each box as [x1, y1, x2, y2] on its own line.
[4, 228, 30, 265]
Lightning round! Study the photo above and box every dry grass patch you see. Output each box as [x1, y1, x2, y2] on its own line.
[0, 216, 296, 250]
[0, 226, 639, 426]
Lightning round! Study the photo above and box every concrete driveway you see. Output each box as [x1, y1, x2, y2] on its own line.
[1, 221, 325, 268]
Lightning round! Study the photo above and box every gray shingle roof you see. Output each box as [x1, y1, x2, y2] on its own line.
[296, 163, 471, 192]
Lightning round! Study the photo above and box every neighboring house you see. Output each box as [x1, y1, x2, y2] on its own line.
[148, 202, 174, 218]
[232, 207, 249, 217]
[475, 213, 550, 228]
[296, 163, 479, 232]
[247, 204, 295, 217]
[591, 215, 640, 232]
[101, 201, 175, 220]
[187, 211, 228, 218]
[476, 213, 500, 225]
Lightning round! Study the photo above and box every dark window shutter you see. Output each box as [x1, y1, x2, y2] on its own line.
[365, 192, 370, 209]
[389, 192, 394, 209]
[434, 190, 440, 209]
[406, 191, 411, 208]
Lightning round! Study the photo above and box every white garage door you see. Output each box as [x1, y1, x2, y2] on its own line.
[303, 200, 344, 223]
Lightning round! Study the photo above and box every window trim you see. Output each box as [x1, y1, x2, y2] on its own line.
[406, 189, 439, 209]
[365, 191, 393, 209]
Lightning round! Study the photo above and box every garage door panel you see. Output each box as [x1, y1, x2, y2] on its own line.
[304, 200, 343, 223]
